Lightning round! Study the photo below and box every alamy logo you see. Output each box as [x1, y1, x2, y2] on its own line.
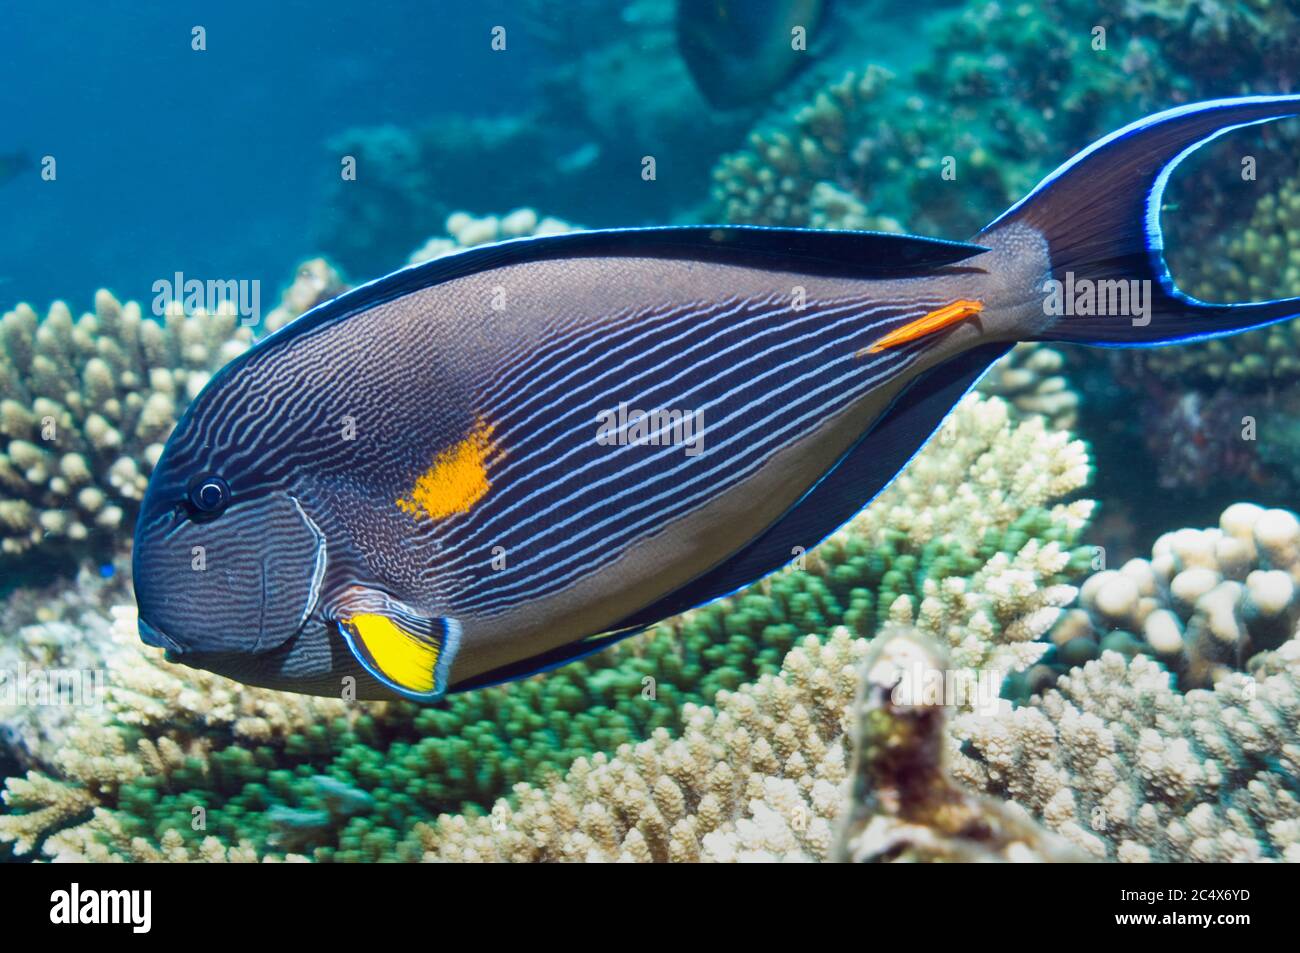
[890, 663, 1004, 717]
[1042, 271, 1151, 326]
[152, 271, 261, 326]
[50, 883, 151, 933]
[0, 664, 105, 707]
[596, 402, 705, 457]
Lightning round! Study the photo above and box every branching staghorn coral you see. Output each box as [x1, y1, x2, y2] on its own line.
[419, 629, 862, 862]
[261, 258, 349, 335]
[14, 460, 1294, 864]
[950, 638, 1300, 862]
[0, 556, 131, 777]
[417, 589, 1300, 863]
[2, 596, 815, 862]
[0, 292, 252, 558]
[0, 258, 353, 565]
[812, 394, 1093, 679]
[0, 605, 368, 860]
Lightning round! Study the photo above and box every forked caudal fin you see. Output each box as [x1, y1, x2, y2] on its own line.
[983, 94, 1300, 348]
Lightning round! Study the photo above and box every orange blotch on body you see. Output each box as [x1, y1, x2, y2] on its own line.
[397, 420, 498, 520]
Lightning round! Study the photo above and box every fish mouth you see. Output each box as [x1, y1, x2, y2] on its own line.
[138, 616, 184, 654]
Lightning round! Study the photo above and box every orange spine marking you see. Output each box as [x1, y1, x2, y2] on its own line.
[858, 299, 984, 356]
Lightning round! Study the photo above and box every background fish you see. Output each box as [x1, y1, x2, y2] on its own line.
[133, 95, 1300, 703]
[0, 151, 30, 187]
[677, 0, 830, 108]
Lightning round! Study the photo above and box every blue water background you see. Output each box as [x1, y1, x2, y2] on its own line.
[0, 0, 547, 313]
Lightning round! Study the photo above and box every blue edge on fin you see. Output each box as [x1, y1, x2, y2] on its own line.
[449, 341, 1012, 695]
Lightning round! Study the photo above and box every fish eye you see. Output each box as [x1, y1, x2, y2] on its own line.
[186, 475, 231, 518]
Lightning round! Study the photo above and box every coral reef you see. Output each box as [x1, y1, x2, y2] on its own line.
[0, 604, 366, 860]
[0, 293, 252, 559]
[706, 0, 1300, 510]
[834, 624, 1085, 862]
[815, 394, 1092, 680]
[6, 0, 1300, 868]
[1113, 0, 1299, 93]
[976, 343, 1078, 430]
[421, 629, 860, 862]
[407, 208, 578, 265]
[951, 638, 1300, 862]
[5, 397, 1295, 863]
[1052, 502, 1300, 689]
[710, 65, 919, 231]
[0, 556, 131, 777]
[555, 1, 1300, 855]
[711, 0, 1299, 240]
[709, 4, 1150, 236]
[0, 394, 1096, 861]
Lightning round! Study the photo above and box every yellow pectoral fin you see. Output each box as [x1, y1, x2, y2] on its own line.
[341, 611, 461, 701]
[858, 299, 984, 356]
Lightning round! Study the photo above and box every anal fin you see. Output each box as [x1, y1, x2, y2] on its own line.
[448, 628, 640, 695]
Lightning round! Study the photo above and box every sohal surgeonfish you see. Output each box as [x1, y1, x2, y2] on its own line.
[135, 96, 1300, 702]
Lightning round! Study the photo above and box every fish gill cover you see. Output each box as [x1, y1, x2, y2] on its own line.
[0, 0, 1297, 874]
